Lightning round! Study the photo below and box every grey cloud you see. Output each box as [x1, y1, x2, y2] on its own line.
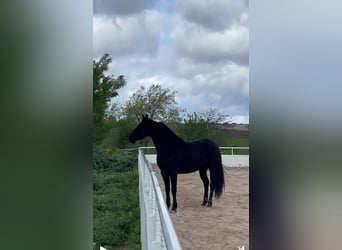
[176, 90, 248, 119]
[178, 49, 249, 66]
[169, 57, 213, 80]
[170, 19, 249, 65]
[93, 11, 162, 58]
[94, 0, 154, 16]
[175, 0, 248, 30]
[174, 60, 249, 101]
[196, 67, 248, 98]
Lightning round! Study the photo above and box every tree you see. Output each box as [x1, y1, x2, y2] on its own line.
[173, 105, 229, 142]
[93, 54, 126, 142]
[122, 84, 184, 122]
[199, 104, 229, 124]
[176, 112, 210, 141]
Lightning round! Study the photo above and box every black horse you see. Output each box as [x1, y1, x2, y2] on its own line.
[129, 115, 225, 211]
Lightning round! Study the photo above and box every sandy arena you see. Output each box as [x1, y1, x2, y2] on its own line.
[153, 166, 249, 250]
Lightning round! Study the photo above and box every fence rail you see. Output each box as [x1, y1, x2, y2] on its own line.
[218, 146, 249, 155]
[138, 148, 182, 250]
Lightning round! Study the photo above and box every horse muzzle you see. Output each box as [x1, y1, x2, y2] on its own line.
[128, 134, 136, 144]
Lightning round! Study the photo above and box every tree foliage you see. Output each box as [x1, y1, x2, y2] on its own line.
[122, 84, 184, 122]
[172, 107, 229, 143]
[173, 112, 211, 141]
[101, 118, 137, 149]
[199, 104, 228, 124]
[93, 54, 126, 142]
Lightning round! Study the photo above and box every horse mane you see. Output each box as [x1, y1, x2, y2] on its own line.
[152, 122, 185, 150]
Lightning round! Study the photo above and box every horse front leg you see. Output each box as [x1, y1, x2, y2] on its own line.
[170, 174, 178, 212]
[161, 172, 171, 209]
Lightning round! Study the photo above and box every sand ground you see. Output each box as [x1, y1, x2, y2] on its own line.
[153, 166, 249, 250]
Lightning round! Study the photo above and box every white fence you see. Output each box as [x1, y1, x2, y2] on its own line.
[138, 146, 249, 250]
[138, 148, 182, 250]
[220, 147, 249, 167]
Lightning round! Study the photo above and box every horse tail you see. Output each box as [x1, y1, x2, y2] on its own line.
[209, 144, 225, 198]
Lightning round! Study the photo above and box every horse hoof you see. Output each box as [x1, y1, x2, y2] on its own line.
[207, 203, 212, 207]
[201, 202, 207, 206]
[170, 209, 177, 213]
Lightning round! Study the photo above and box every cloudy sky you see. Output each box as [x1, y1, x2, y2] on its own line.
[93, 0, 249, 124]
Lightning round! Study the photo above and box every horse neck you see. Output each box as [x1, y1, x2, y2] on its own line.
[150, 123, 185, 152]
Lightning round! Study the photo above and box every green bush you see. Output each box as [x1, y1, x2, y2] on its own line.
[93, 148, 137, 172]
[93, 148, 140, 249]
[171, 113, 213, 141]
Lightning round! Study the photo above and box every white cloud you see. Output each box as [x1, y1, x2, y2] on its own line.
[170, 16, 248, 64]
[93, 10, 162, 58]
[230, 115, 249, 124]
[174, 61, 249, 98]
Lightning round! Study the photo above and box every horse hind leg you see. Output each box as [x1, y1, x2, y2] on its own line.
[199, 170, 209, 206]
[207, 182, 214, 207]
[170, 174, 178, 212]
[207, 171, 214, 207]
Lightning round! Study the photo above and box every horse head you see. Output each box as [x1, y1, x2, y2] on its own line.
[128, 114, 155, 143]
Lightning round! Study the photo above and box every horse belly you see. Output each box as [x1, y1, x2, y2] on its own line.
[177, 154, 208, 174]
[177, 165, 198, 174]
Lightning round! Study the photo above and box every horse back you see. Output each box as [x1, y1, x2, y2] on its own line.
[156, 139, 220, 174]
